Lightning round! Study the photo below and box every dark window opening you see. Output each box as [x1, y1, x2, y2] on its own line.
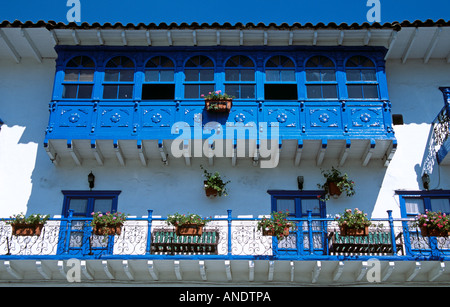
[392, 114, 404, 125]
[264, 84, 297, 100]
[142, 84, 175, 100]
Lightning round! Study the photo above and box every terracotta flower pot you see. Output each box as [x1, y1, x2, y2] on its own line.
[175, 223, 204, 236]
[327, 181, 342, 198]
[205, 99, 232, 113]
[204, 181, 218, 197]
[262, 225, 291, 237]
[420, 226, 450, 237]
[93, 223, 123, 236]
[339, 224, 369, 236]
[11, 223, 44, 236]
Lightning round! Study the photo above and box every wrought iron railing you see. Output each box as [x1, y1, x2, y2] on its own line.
[0, 210, 449, 260]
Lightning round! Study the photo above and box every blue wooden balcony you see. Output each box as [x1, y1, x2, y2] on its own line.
[43, 46, 397, 167]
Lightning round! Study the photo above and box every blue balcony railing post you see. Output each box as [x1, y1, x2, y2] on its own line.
[307, 210, 313, 255]
[63, 209, 74, 254]
[387, 210, 397, 255]
[227, 210, 232, 257]
[145, 209, 153, 255]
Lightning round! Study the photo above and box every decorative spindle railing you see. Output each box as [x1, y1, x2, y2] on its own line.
[0, 210, 448, 260]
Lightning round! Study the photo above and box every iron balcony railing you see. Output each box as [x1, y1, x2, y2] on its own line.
[0, 210, 449, 261]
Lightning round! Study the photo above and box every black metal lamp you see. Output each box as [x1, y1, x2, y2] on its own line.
[297, 176, 304, 190]
[421, 173, 430, 191]
[88, 171, 95, 190]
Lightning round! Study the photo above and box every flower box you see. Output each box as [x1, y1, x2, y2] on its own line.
[205, 99, 232, 113]
[175, 223, 204, 236]
[11, 223, 44, 236]
[339, 224, 369, 236]
[420, 226, 450, 237]
[92, 223, 123, 236]
[262, 226, 290, 238]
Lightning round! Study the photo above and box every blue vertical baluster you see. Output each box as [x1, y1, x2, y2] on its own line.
[387, 210, 397, 255]
[307, 210, 313, 255]
[63, 209, 74, 254]
[146, 209, 153, 255]
[227, 210, 232, 257]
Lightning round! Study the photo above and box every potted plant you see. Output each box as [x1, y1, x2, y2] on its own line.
[415, 211, 450, 237]
[91, 211, 128, 236]
[202, 90, 234, 112]
[257, 211, 295, 240]
[201, 165, 230, 197]
[166, 213, 211, 236]
[335, 208, 371, 236]
[317, 167, 355, 201]
[5, 213, 50, 236]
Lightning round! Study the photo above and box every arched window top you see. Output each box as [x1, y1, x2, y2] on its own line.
[145, 56, 175, 68]
[66, 55, 95, 68]
[265, 55, 295, 68]
[185, 55, 214, 68]
[345, 55, 375, 68]
[105, 56, 135, 68]
[305, 56, 335, 68]
[225, 55, 255, 68]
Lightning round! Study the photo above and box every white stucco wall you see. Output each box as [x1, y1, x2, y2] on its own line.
[1, 57, 450, 221]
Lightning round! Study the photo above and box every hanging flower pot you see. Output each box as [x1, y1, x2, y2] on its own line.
[317, 167, 355, 201]
[327, 181, 342, 198]
[201, 165, 230, 197]
[204, 181, 219, 197]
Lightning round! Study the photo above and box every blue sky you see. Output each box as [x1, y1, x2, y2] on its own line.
[0, 0, 449, 25]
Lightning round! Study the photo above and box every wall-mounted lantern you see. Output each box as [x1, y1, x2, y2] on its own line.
[297, 176, 304, 190]
[88, 171, 95, 190]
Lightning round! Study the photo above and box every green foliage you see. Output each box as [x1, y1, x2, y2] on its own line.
[201, 90, 234, 101]
[201, 165, 230, 197]
[91, 211, 128, 226]
[257, 211, 295, 240]
[166, 213, 211, 227]
[335, 208, 371, 229]
[317, 167, 355, 201]
[4, 213, 50, 225]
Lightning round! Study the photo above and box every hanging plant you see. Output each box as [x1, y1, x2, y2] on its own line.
[317, 167, 355, 201]
[257, 211, 295, 240]
[201, 165, 230, 197]
[91, 211, 128, 237]
[335, 208, 371, 236]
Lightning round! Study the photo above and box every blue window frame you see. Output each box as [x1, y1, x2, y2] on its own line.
[345, 55, 379, 99]
[102, 56, 135, 99]
[142, 56, 175, 100]
[184, 55, 215, 99]
[267, 190, 326, 255]
[396, 190, 450, 256]
[60, 190, 121, 256]
[62, 55, 95, 99]
[305, 55, 338, 99]
[224, 55, 256, 99]
[264, 55, 297, 100]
